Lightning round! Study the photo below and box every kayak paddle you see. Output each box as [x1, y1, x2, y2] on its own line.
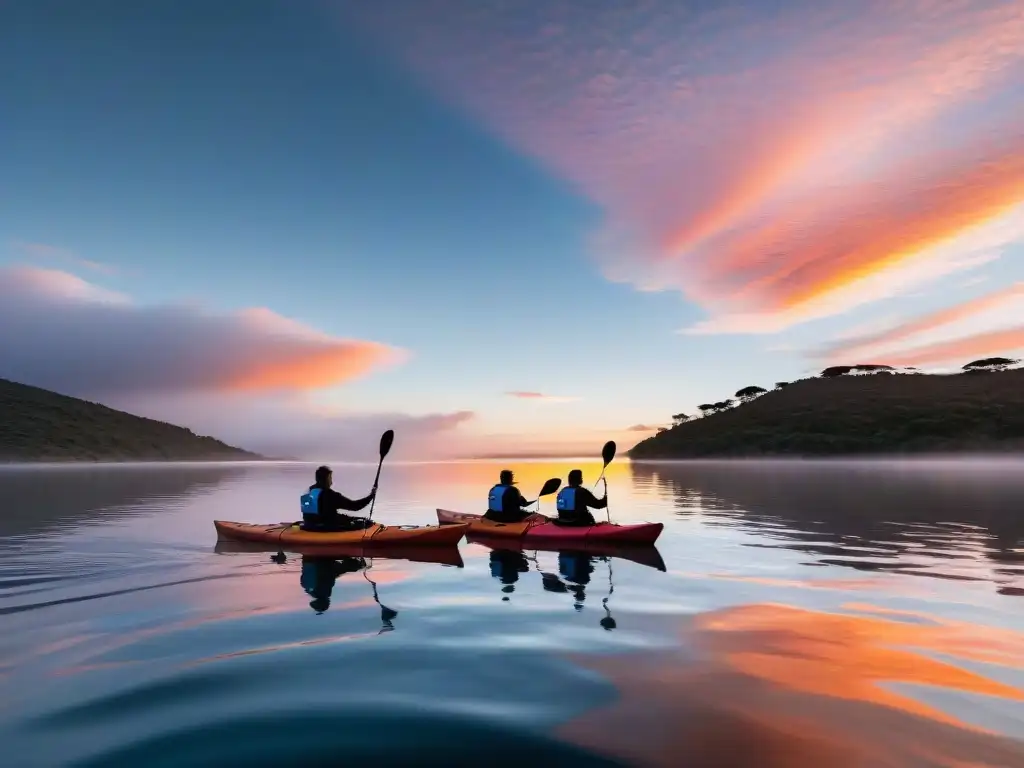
[594, 440, 616, 522]
[366, 429, 394, 522]
[527, 477, 562, 508]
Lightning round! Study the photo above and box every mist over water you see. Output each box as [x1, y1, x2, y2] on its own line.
[1, 458, 1022, 766]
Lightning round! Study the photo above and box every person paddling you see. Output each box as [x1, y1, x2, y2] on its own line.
[484, 469, 534, 523]
[554, 469, 607, 527]
[300, 465, 376, 532]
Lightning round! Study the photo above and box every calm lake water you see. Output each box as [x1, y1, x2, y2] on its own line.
[2, 458, 1024, 767]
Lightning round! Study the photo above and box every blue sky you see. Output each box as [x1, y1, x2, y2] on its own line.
[2, 1, 1022, 458]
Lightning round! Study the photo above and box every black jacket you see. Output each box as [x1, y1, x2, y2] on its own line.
[305, 484, 373, 527]
[555, 486, 607, 526]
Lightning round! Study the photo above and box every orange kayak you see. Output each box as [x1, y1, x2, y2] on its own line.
[214, 520, 468, 548]
[436, 509, 663, 545]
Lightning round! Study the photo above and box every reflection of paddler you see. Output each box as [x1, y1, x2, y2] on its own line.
[542, 551, 597, 611]
[489, 548, 530, 601]
[300, 555, 366, 613]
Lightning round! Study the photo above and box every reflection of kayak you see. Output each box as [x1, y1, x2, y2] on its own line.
[435, 509, 663, 545]
[214, 520, 469, 548]
[469, 535, 666, 572]
[214, 538, 465, 567]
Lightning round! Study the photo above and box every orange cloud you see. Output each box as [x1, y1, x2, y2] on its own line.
[343, 1, 1024, 331]
[724, 143, 1024, 314]
[220, 339, 400, 392]
[0, 265, 403, 396]
[626, 424, 661, 432]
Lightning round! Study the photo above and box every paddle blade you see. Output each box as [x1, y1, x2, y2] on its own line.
[538, 477, 562, 497]
[601, 440, 617, 467]
[379, 429, 395, 459]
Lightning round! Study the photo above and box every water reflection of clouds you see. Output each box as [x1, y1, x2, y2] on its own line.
[631, 460, 1024, 598]
[560, 601, 1024, 767]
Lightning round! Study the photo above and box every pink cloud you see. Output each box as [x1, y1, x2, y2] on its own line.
[341, 1, 1024, 331]
[871, 327, 1024, 369]
[821, 282, 1024, 365]
[0, 266, 481, 460]
[116, 394, 476, 461]
[505, 390, 578, 403]
[0, 265, 404, 397]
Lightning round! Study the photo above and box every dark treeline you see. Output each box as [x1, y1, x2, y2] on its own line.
[632, 358, 1024, 458]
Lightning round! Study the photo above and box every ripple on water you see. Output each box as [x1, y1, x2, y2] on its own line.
[13, 637, 628, 767]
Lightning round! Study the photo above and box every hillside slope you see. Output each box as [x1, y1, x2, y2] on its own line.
[629, 369, 1024, 458]
[0, 378, 261, 462]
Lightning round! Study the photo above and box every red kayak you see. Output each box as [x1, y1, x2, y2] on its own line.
[435, 509, 663, 545]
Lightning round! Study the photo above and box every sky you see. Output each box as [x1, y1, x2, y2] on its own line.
[1, 0, 1023, 460]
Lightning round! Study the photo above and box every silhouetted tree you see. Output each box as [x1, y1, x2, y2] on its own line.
[657, 427, 668, 433]
[712, 399, 735, 412]
[697, 404, 715, 416]
[850, 364, 895, 374]
[962, 357, 1018, 372]
[735, 385, 767, 401]
[821, 365, 854, 377]
[774, 381, 789, 389]
[672, 412, 691, 424]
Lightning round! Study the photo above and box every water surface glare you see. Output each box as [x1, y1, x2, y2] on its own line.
[2, 458, 1023, 766]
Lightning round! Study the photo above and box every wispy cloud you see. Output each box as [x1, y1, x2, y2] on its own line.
[343, 1, 1024, 333]
[626, 424, 661, 433]
[817, 282, 1024, 368]
[505, 390, 579, 403]
[871, 327, 1024, 369]
[11, 240, 118, 275]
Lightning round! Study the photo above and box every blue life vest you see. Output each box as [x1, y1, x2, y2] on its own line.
[556, 487, 577, 512]
[487, 484, 508, 513]
[301, 488, 321, 516]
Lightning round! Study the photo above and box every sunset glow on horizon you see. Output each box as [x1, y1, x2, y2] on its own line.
[2, 1, 1023, 458]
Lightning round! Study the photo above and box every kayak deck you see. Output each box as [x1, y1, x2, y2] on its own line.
[214, 520, 468, 548]
[435, 509, 663, 545]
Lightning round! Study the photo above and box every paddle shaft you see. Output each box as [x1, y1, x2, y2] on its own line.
[367, 459, 384, 521]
